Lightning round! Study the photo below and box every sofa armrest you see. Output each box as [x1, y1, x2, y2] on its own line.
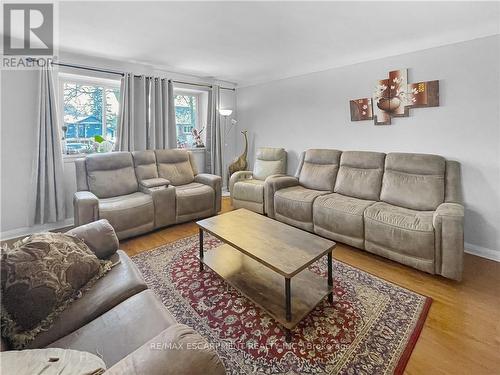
[67, 219, 119, 260]
[73, 191, 99, 227]
[106, 324, 226, 375]
[140, 178, 170, 189]
[264, 175, 299, 218]
[229, 170, 254, 197]
[433, 203, 465, 281]
[194, 174, 222, 213]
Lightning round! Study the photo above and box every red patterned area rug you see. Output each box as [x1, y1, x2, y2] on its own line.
[132, 234, 431, 375]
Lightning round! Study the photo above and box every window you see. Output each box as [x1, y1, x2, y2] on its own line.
[59, 75, 120, 155]
[174, 94, 198, 148]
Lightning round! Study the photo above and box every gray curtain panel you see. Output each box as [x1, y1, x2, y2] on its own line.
[147, 78, 176, 149]
[117, 74, 175, 151]
[31, 67, 65, 225]
[205, 85, 222, 175]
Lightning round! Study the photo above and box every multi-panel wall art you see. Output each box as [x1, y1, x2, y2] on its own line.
[350, 69, 439, 125]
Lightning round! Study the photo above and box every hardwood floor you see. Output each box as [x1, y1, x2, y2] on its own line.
[121, 197, 500, 375]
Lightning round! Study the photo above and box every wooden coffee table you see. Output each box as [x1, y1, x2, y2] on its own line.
[196, 209, 336, 341]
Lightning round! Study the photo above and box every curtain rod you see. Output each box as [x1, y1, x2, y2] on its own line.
[52, 61, 236, 91]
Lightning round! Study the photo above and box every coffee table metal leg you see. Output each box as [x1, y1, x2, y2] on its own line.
[285, 278, 291, 321]
[199, 228, 204, 271]
[328, 251, 333, 303]
[285, 329, 292, 343]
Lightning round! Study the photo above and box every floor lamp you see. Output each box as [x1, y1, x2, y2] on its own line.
[219, 109, 235, 191]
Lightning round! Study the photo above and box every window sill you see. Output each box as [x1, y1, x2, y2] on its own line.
[63, 154, 87, 163]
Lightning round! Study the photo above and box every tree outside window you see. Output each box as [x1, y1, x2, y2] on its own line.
[61, 79, 120, 155]
[174, 94, 198, 148]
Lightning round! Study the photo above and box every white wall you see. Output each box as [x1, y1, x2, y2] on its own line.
[0, 51, 236, 238]
[236, 35, 500, 259]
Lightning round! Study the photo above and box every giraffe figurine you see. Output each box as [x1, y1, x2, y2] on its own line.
[227, 130, 248, 187]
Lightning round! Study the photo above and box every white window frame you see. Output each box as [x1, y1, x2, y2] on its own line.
[173, 89, 202, 148]
[58, 73, 121, 157]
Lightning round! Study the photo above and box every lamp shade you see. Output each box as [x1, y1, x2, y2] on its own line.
[219, 109, 233, 116]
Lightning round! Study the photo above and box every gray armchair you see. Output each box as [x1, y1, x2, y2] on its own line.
[229, 147, 287, 214]
[74, 150, 221, 239]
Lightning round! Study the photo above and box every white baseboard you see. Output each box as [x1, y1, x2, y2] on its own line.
[465, 242, 500, 262]
[0, 218, 74, 241]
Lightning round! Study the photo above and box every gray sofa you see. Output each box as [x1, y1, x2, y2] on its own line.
[74, 149, 222, 239]
[1, 220, 225, 374]
[266, 149, 464, 281]
[229, 147, 287, 214]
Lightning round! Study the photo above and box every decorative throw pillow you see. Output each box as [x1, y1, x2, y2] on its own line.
[1, 232, 112, 349]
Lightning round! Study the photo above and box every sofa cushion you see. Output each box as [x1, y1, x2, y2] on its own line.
[381, 153, 445, 211]
[47, 290, 177, 368]
[274, 186, 327, 231]
[27, 250, 147, 349]
[253, 147, 287, 180]
[86, 152, 138, 199]
[364, 202, 435, 261]
[334, 151, 385, 201]
[132, 150, 158, 181]
[1, 348, 107, 374]
[155, 150, 195, 186]
[298, 149, 341, 191]
[313, 193, 375, 248]
[175, 183, 214, 216]
[99, 192, 154, 234]
[233, 179, 265, 203]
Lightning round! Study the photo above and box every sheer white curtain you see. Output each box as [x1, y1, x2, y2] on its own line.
[116, 74, 176, 151]
[205, 85, 222, 175]
[31, 67, 65, 225]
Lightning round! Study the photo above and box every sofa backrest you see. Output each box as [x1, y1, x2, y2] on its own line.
[380, 153, 446, 210]
[253, 147, 287, 180]
[132, 150, 158, 181]
[296, 149, 342, 191]
[85, 152, 139, 199]
[155, 149, 195, 186]
[334, 151, 386, 201]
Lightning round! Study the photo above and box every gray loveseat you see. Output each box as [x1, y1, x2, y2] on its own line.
[266, 149, 464, 281]
[74, 149, 221, 239]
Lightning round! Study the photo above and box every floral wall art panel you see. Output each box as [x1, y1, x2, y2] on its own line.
[350, 68, 439, 125]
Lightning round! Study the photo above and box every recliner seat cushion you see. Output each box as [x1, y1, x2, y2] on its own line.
[175, 183, 214, 216]
[28, 251, 147, 349]
[99, 192, 154, 233]
[155, 150, 195, 186]
[364, 202, 435, 261]
[334, 151, 385, 201]
[233, 179, 265, 203]
[274, 186, 327, 231]
[298, 149, 341, 191]
[381, 153, 445, 211]
[86, 152, 138, 199]
[47, 290, 177, 368]
[313, 193, 375, 248]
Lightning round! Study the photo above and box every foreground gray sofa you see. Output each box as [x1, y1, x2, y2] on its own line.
[266, 149, 464, 281]
[229, 147, 287, 214]
[74, 149, 221, 239]
[1, 220, 226, 374]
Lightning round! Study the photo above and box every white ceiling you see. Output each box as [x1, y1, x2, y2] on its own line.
[59, 1, 500, 87]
